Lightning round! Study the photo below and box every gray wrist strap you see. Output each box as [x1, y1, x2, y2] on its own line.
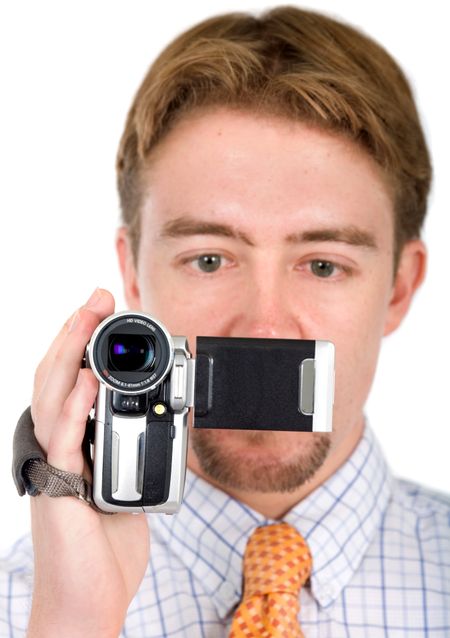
[12, 406, 112, 515]
[25, 458, 94, 502]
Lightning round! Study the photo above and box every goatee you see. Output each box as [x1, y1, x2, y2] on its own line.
[190, 429, 332, 493]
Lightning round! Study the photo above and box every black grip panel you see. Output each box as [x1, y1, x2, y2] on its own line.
[194, 336, 315, 431]
[141, 420, 173, 506]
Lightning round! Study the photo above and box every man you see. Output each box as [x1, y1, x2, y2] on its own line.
[1, 6, 449, 637]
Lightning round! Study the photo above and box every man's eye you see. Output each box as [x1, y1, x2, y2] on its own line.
[310, 260, 337, 278]
[193, 254, 223, 273]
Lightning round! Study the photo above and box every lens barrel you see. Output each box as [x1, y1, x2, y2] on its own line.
[88, 312, 174, 394]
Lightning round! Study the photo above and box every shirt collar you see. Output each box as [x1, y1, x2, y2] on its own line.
[285, 425, 393, 607]
[151, 424, 392, 618]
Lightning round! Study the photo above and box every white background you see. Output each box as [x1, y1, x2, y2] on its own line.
[0, 1, 448, 550]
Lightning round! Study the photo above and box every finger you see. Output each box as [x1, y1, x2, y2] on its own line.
[33, 289, 114, 410]
[46, 368, 99, 474]
[33, 291, 114, 447]
[34, 307, 101, 429]
[33, 289, 115, 396]
[33, 308, 78, 395]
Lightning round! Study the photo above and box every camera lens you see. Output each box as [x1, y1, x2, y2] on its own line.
[88, 312, 174, 394]
[108, 334, 155, 372]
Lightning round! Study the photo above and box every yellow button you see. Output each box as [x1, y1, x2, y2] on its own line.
[153, 403, 167, 416]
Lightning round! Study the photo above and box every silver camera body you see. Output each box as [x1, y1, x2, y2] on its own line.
[87, 311, 195, 514]
[86, 311, 335, 514]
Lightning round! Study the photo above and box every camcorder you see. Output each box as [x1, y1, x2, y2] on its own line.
[85, 311, 335, 514]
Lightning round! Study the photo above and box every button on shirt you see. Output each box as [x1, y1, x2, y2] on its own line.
[1, 425, 449, 637]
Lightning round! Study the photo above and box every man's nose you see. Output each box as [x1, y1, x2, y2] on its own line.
[226, 275, 305, 340]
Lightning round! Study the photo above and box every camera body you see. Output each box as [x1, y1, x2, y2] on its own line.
[86, 312, 194, 514]
[86, 311, 335, 514]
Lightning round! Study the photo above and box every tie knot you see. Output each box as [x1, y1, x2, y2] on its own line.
[242, 523, 312, 599]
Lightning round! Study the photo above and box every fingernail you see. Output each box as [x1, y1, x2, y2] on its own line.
[86, 288, 102, 308]
[69, 311, 80, 333]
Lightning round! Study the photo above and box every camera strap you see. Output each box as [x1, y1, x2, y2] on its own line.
[12, 406, 112, 515]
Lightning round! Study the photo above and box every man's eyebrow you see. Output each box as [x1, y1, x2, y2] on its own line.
[159, 216, 255, 246]
[160, 216, 378, 250]
[286, 226, 378, 249]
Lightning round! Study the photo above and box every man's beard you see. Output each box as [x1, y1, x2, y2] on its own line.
[190, 429, 332, 493]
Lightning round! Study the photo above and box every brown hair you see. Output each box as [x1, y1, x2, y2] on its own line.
[117, 6, 431, 271]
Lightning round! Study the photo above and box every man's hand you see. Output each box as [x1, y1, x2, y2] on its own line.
[28, 290, 150, 638]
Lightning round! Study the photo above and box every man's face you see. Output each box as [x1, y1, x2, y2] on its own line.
[118, 108, 425, 495]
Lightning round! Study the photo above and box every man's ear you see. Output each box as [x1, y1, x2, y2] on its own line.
[383, 239, 427, 336]
[116, 227, 142, 310]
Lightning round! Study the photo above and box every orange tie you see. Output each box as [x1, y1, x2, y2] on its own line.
[229, 523, 312, 638]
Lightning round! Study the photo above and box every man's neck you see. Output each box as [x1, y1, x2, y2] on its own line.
[187, 418, 365, 520]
